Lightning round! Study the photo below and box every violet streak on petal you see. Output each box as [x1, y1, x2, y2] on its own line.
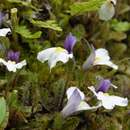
[64, 33, 77, 54]
[7, 50, 20, 63]
[61, 89, 82, 118]
[97, 79, 111, 93]
[82, 45, 95, 70]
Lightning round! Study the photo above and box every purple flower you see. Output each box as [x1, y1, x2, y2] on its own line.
[7, 50, 20, 63]
[61, 87, 100, 118]
[97, 79, 111, 93]
[82, 45, 95, 70]
[64, 33, 77, 54]
[61, 89, 82, 117]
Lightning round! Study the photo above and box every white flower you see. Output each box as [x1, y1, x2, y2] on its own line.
[88, 86, 128, 110]
[61, 87, 100, 117]
[66, 87, 85, 100]
[0, 58, 26, 72]
[37, 47, 73, 70]
[0, 28, 11, 36]
[99, 0, 117, 21]
[94, 48, 118, 70]
[83, 47, 118, 70]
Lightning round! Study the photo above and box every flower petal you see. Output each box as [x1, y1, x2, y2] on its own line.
[0, 28, 11, 36]
[37, 48, 56, 63]
[88, 86, 98, 97]
[66, 87, 85, 100]
[0, 58, 7, 66]
[61, 89, 82, 117]
[64, 33, 77, 54]
[88, 86, 128, 110]
[76, 101, 91, 111]
[99, 1, 115, 21]
[7, 50, 20, 63]
[15, 60, 27, 69]
[76, 101, 101, 111]
[82, 45, 95, 70]
[37, 47, 73, 70]
[48, 49, 72, 69]
[97, 79, 111, 93]
[6, 61, 17, 72]
[94, 60, 118, 70]
[94, 48, 118, 70]
[95, 48, 110, 61]
[97, 92, 128, 109]
[0, 58, 26, 72]
[110, 0, 117, 5]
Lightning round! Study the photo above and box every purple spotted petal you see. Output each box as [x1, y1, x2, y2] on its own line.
[7, 50, 20, 63]
[97, 79, 111, 93]
[61, 89, 81, 118]
[82, 45, 95, 70]
[64, 33, 77, 54]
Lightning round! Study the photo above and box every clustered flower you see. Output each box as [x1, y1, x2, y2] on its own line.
[82, 46, 118, 70]
[61, 87, 101, 117]
[36, 32, 128, 118]
[0, 50, 26, 72]
[0, 0, 128, 120]
[61, 79, 128, 118]
[37, 33, 76, 70]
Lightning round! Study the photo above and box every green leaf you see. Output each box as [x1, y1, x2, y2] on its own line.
[108, 31, 127, 41]
[62, 117, 80, 130]
[52, 79, 66, 110]
[0, 97, 7, 126]
[53, 113, 63, 130]
[6, 0, 37, 10]
[110, 19, 130, 32]
[72, 24, 86, 41]
[108, 43, 127, 58]
[70, 0, 106, 15]
[15, 25, 42, 39]
[30, 19, 62, 32]
[0, 37, 10, 49]
[7, 90, 18, 107]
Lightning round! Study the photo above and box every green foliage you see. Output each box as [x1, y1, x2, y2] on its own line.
[0, 37, 10, 50]
[7, 90, 18, 107]
[0, 0, 130, 129]
[6, 0, 37, 10]
[53, 113, 63, 130]
[51, 0, 63, 7]
[62, 117, 80, 130]
[110, 19, 130, 32]
[0, 97, 6, 126]
[108, 31, 127, 41]
[30, 19, 62, 32]
[70, 0, 106, 15]
[40, 79, 66, 111]
[15, 25, 42, 39]
[72, 24, 86, 41]
[0, 97, 9, 129]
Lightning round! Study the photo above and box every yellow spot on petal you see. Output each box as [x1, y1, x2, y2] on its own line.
[104, 93, 109, 96]
[55, 47, 65, 53]
[8, 60, 16, 64]
[94, 57, 103, 63]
